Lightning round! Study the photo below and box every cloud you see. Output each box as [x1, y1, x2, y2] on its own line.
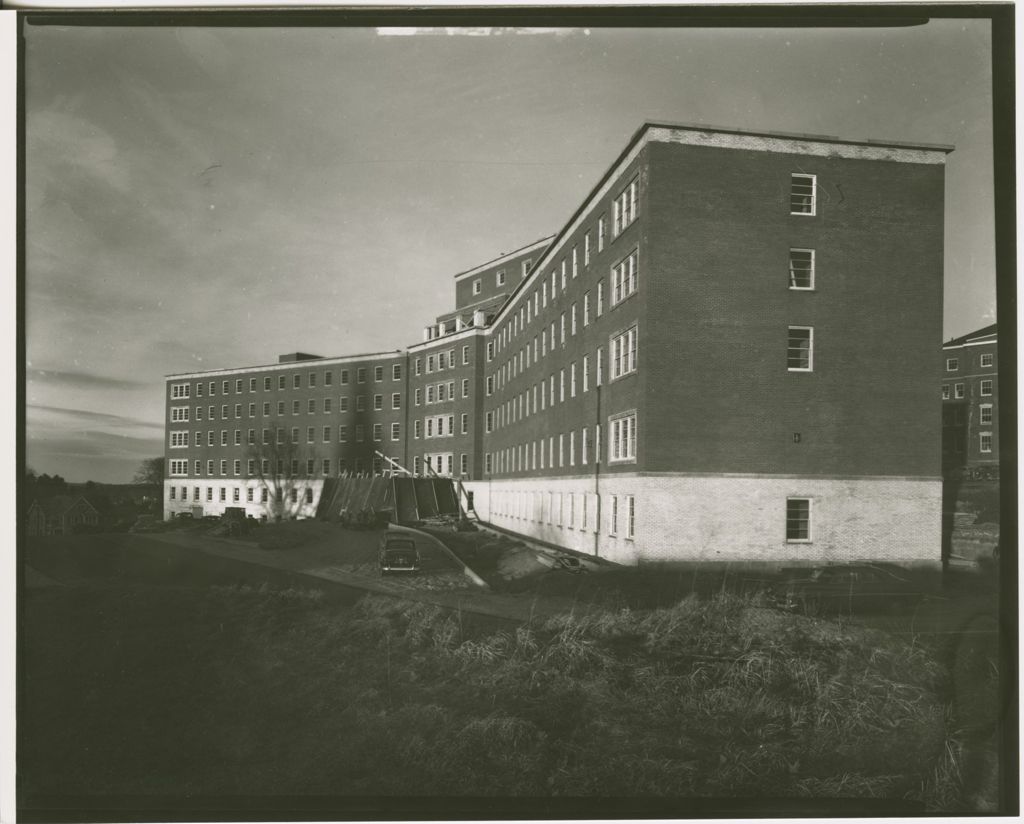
[27, 368, 148, 391]
[27, 404, 163, 431]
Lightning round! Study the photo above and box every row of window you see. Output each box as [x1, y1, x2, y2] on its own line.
[490, 489, 636, 539]
[414, 346, 470, 376]
[169, 484, 314, 505]
[170, 451, 391, 480]
[417, 379, 470, 405]
[170, 393, 403, 422]
[486, 324, 637, 412]
[170, 421, 404, 450]
[414, 414, 469, 439]
[470, 258, 534, 295]
[485, 412, 636, 475]
[412, 452, 468, 477]
[945, 353, 995, 372]
[941, 380, 994, 400]
[486, 246, 636, 368]
[170, 364, 403, 400]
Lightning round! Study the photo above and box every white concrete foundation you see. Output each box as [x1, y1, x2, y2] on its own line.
[464, 473, 942, 568]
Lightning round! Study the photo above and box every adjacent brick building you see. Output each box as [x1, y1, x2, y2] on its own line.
[164, 121, 952, 567]
[941, 324, 998, 478]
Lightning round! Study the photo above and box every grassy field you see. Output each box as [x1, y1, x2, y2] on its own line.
[20, 543, 977, 811]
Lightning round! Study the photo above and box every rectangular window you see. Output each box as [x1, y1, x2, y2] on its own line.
[596, 280, 604, 316]
[583, 355, 590, 392]
[472, 278, 482, 296]
[339, 425, 348, 442]
[787, 327, 813, 371]
[264, 376, 271, 391]
[945, 358, 959, 372]
[292, 400, 300, 415]
[277, 401, 285, 415]
[980, 432, 993, 453]
[233, 459, 241, 477]
[611, 248, 638, 305]
[391, 422, 400, 441]
[322, 459, 331, 476]
[170, 383, 191, 399]
[325, 370, 333, 386]
[170, 406, 189, 422]
[169, 431, 189, 448]
[356, 396, 366, 412]
[168, 460, 188, 477]
[249, 378, 256, 392]
[323, 397, 332, 414]
[980, 404, 993, 425]
[596, 347, 604, 386]
[223, 381, 230, 394]
[220, 430, 228, 446]
[610, 326, 638, 380]
[570, 362, 577, 397]
[307, 399, 316, 414]
[461, 413, 469, 434]
[955, 383, 965, 399]
[980, 380, 993, 396]
[461, 378, 469, 399]
[248, 402, 255, 417]
[291, 427, 299, 444]
[625, 495, 635, 539]
[234, 429, 241, 446]
[219, 460, 227, 476]
[609, 412, 637, 463]
[392, 393, 401, 410]
[356, 424, 365, 443]
[598, 215, 606, 251]
[235, 379, 243, 393]
[392, 364, 402, 381]
[941, 385, 950, 400]
[789, 249, 815, 289]
[357, 367, 367, 383]
[322, 425, 331, 442]
[980, 353, 994, 368]
[293, 375, 301, 390]
[786, 498, 811, 541]
[790, 174, 816, 215]
[374, 394, 383, 411]
[339, 397, 349, 412]
[612, 176, 639, 236]
[307, 426, 315, 443]
[609, 495, 618, 536]
[374, 366, 384, 382]
[414, 419, 422, 439]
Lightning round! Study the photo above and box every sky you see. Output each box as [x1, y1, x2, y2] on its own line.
[23, 18, 997, 483]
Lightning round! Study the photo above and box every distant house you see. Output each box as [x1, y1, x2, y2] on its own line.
[941, 323, 998, 478]
[26, 495, 101, 536]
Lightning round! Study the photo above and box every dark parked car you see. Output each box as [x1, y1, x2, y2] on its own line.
[378, 533, 421, 575]
[769, 563, 926, 615]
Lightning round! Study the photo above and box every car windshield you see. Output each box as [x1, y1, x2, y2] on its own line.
[385, 541, 415, 551]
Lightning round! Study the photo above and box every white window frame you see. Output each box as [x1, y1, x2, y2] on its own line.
[608, 411, 637, 464]
[790, 173, 816, 216]
[980, 379, 993, 397]
[788, 248, 815, 290]
[945, 358, 959, 372]
[610, 325, 638, 381]
[472, 278, 482, 296]
[786, 497, 812, 542]
[610, 248, 638, 306]
[980, 432, 993, 453]
[787, 327, 814, 372]
[979, 404, 993, 425]
[612, 176, 638, 236]
[980, 353, 994, 368]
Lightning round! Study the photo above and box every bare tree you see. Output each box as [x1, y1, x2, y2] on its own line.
[133, 457, 165, 487]
[245, 429, 319, 521]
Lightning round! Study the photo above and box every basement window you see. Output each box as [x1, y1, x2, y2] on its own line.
[786, 498, 811, 542]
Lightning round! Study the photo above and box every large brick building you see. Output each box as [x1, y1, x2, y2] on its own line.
[941, 324, 998, 478]
[164, 121, 952, 567]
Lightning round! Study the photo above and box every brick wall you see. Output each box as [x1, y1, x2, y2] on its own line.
[643, 141, 945, 477]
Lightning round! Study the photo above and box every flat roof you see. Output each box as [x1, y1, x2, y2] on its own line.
[640, 119, 955, 154]
[452, 236, 554, 281]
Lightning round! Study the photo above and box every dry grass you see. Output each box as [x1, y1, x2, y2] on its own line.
[22, 584, 967, 807]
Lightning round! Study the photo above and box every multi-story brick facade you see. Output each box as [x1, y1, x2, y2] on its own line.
[941, 324, 998, 477]
[165, 121, 951, 568]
